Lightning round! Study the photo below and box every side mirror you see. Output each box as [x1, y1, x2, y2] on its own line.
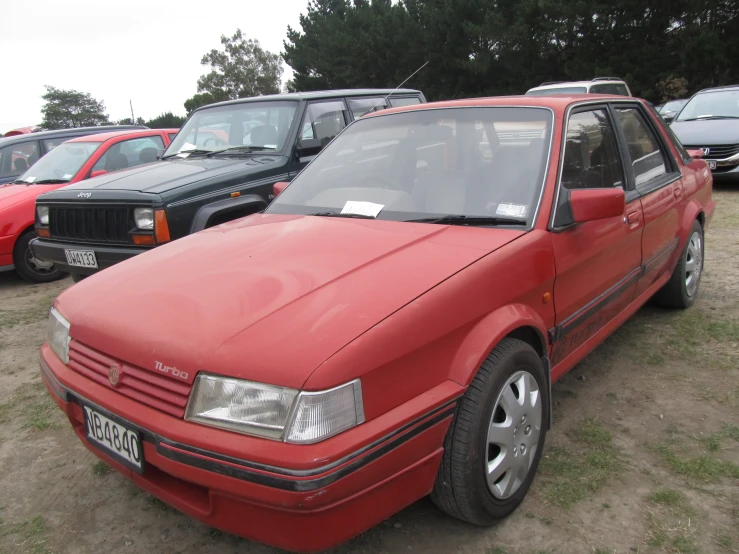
[90, 169, 107, 178]
[273, 181, 289, 197]
[296, 138, 322, 158]
[156, 149, 165, 159]
[686, 148, 704, 159]
[662, 112, 676, 123]
[570, 188, 625, 223]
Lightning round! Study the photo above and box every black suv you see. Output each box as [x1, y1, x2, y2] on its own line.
[31, 89, 425, 280]
[0, 125, 147, 185]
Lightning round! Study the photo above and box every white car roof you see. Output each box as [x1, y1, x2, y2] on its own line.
[526, 80, 629, 93]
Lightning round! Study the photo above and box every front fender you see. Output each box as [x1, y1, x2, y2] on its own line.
[447, 303, 549, 387]
[189, 194, 267, 233]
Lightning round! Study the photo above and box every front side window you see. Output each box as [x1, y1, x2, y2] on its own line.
[526, 86, 587, 96]
[561, 109, 623, 190]
[267, 107, 553, 225]
[300, 101, 348, 145]
[165, 101, 298, 156]
[17, 142, 100, 183]
[0, 140, 40, 178]
[676, 89, 739, 122]
[93, 136, 165, 173]
[614, 108, 667, 186]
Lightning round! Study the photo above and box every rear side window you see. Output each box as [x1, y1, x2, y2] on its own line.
[42, 137, 71, 153]
[614, 84, 630, 96]
[614, 108, 668, 186]
[561, 109, 623, 190]
[389, 97, 421, 108]
[347, 97, 389, 119]
[590, 83, 619, 95]
[0, 140, 40, 178]
[92, 136, 165, 173]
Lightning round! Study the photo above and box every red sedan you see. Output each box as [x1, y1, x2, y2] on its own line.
[40, 95, 714, 552]
[0, 129, 176, 282]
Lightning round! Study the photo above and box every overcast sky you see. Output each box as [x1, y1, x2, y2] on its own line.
[1, 0, 307, 133]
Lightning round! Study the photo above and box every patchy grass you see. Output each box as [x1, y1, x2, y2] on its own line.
[538, 419, 621, 509]
[0, 382, 59, 431]
[702, 434, 721, 452]
[648, 489, 694, 516]
[487, 549, 508, 554]
[0, 294, 55, 329]
[92, 461, 111, 477]
[655, 443, 739, 483]
[716, 532, 733, 550]
[722, 424, 739, 442]
[0, 515, 51, 554]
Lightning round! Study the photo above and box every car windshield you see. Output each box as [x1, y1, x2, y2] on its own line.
[526, 86, 587, 96]
[164, 101, 298, 156]
[661, 100, 686, 113]
[267, 107, 553, 226]
[676, 90, 739, 121]
[17, 142, 101, 183]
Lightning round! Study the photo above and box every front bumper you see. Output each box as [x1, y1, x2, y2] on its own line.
[40, 345, 460, 552]
[711, 163, 739, 183]
[30, 238, 147, 275]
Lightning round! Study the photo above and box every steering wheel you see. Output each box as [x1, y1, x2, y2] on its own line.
[357, 172, 395, 190]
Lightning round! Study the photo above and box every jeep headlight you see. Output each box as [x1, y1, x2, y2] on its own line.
[47, 307, 70, 364]
[37, 206, 49, 225]
[185, 374, 364, 443]
[133, 207, 154, 230]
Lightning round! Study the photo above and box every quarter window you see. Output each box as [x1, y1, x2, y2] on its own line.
[0, 140, 40, 178]
[614, 108, 667, 186]
[347, 97, 389, 119]
[92, 136, 165, 173]
[389, 97, 421, 108]
[561, 109, 623, 190]
[42, 137, 71, 153]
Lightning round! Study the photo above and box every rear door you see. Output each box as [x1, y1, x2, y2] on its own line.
[549, 105, 644, 366]
[611, 103, 685, 298]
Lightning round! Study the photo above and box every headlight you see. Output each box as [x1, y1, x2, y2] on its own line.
[47, 307, 70, 364]
[37, 206, 49, 225]
[133, 207, 154, 230]
[185, 374, 365, 443]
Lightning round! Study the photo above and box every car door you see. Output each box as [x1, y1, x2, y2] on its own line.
[611, 104, 684, 299]
[549, 105, 644, 366]
[288, 99, 349, 176]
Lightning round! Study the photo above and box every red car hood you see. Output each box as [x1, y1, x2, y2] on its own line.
[0, 183, 41, 211]
[57, 214, 524, 389]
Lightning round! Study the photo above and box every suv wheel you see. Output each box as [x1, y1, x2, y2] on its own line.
[13, 231, 64, 283]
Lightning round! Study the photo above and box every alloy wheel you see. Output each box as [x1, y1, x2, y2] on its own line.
[684, 231, 702, 297]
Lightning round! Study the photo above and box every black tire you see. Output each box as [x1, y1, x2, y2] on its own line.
[71, 273, 87, 283]
[653, 220, 703, 309]
[12, 231, 64, 283]
[431, 338, 548, 525]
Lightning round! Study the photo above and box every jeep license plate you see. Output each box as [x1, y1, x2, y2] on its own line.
[65, 249, 98, 268]
[83, 405, 144, 472]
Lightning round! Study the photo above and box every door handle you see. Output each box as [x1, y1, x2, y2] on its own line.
[626, 211, 640, 224]
[674, 186, 683, 199]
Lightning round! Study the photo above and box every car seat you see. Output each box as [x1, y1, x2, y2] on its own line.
[105, 153, 129, 172]
[139, 148, 158, 164]
[13, 158, 28, 172]
[249, 125, 278, 146]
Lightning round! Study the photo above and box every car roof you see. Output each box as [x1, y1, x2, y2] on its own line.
[0, 125, 148, 147]
[696, 84, 739, 94]
[528, 79, 627, 92]
[363, 94, 640, 118]
[198, 89, 422, 111]
[66, 128, 179, 143]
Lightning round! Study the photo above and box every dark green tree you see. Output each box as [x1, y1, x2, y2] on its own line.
[40, 86, 110, 129]
[145, 112, 187, 128]
[184, 91, 230, 114]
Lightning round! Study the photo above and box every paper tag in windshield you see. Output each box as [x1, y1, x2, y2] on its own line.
[341, 201, 384, 218]
[25, 176, 36, 182]
[496, 203, 528, 218]
[177, 142, 197, 157]
[62, 173, 73, 180]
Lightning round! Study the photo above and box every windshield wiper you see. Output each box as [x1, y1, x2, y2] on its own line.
[406, 215, 528, 226]
[307, 211, 376, 219]
[206, 146, 277, 157]
[680, 115, 739, 121]
[33, 179, 70, 184]
[161, 149, 213, 160]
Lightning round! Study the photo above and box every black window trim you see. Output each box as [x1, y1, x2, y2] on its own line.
[609, 102, 681, 198]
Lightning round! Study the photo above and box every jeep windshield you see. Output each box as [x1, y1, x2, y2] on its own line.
[267, 107, 553, 226]
[15, 141, 101, 184]
[676, 89, 739, 122]
[164, 101, 298, 157]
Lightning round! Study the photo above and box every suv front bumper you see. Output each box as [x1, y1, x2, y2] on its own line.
[30, 238, 148, 275]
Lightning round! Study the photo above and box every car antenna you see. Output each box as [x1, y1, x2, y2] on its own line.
[370, 61, 429, 112]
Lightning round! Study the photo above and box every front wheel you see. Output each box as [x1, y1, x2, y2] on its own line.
[432, 338, 548, 525]
[12, 231, 64, 283]
[654, 220, 704, 309]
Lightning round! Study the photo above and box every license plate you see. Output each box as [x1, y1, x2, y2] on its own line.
[83, 405, 144, 472]
[65, 249, 98, 268]
[706, 160, 717, 170]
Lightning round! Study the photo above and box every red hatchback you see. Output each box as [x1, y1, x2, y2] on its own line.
[40, 96, 713, 552]
[0, 129, 176, 282]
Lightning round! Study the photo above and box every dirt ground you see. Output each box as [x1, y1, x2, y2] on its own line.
[1, 187, 737, 554]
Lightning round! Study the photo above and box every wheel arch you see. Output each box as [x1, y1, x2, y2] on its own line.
[189, 194, 268, 233]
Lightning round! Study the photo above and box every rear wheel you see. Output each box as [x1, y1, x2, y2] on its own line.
[432, 338, 548, 525]
[12, 231, 64, 283]
[654, 220, 703, 309]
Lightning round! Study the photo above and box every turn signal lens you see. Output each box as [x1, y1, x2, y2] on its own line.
[37, 228, 51, 238]
[154, 209, 170, 243]
[132, 235, 155, 246]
